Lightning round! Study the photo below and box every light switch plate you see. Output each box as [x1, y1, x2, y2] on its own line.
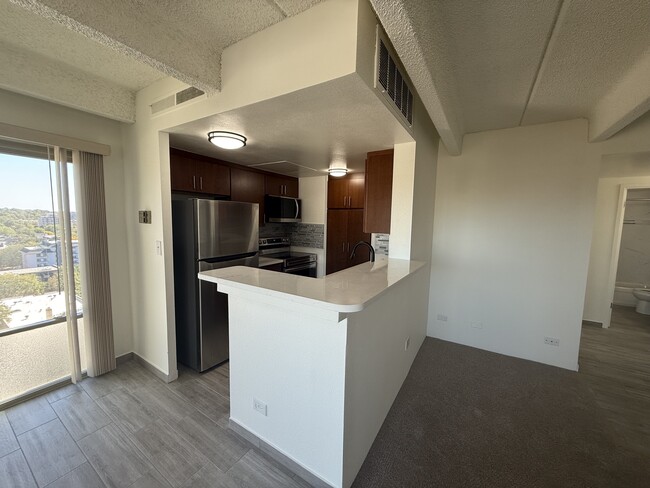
[139, 210, 152, 224]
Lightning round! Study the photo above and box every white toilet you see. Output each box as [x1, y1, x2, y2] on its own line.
[632, 288, 650, 314]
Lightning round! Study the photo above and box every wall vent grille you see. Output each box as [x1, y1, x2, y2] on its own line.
[151, 87, 205, 115]
[377, 36, 413, 126]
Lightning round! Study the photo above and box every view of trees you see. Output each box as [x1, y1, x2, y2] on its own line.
[0, 208, 82, 323]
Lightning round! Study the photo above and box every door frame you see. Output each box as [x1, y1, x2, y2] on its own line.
[603, 184, 650, 327]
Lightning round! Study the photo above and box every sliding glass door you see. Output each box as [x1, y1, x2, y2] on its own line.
[0, 140, 85, 405]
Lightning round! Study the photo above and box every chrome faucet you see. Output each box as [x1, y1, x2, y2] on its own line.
[350, 241, 375, 263]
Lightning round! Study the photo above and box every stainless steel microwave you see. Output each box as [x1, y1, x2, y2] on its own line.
[264, 195, 301, 223]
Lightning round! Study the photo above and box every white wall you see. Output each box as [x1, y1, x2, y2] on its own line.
[297, 175, 327, 277]
[429, 119, 598, 371]
[121, 0, 365, 376]
[0, 89, 133, 357]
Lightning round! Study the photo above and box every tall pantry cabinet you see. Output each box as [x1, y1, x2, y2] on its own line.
[326, 174, 371, 275]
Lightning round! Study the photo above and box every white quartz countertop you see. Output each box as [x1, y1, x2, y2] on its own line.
[198, 257, 425, 313]
[258, 256, 283, 267]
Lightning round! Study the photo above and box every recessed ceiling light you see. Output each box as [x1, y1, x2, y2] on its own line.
[207, 131, 246, 149]
[328, 168, 348, 177]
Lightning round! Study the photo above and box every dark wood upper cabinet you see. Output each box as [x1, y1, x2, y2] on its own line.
[196, 160, 230, 195]
[170, 149, 299, 214]
[170, 151, 230, 196]
[327, 174, 365, 209]
[265, 174, 299, 197]
[170, 155, 196, 192]
[231, 167, 265, 225]
[363, 149, 393, 234]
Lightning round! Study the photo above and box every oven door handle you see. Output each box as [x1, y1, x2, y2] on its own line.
[284, 262, 316, 273]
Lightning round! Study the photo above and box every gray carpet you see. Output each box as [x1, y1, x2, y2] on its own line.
[352, 338, 648, 488]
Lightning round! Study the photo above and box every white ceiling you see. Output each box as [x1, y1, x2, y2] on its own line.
[1, 0, 323, 121]
[371, 0, 650, 153]
[168, 75, 412, 175]
[2, 0, 649, 156]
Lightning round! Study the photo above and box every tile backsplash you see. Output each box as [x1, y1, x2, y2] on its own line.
[260, 223, 324, 249]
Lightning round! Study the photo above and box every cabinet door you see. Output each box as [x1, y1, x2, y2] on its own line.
[265, 174, 299, 197]
[326, 210, 348, 275]
[283, 177, 299, 198]
[231, 167, 265, 225]
[347, 175, 365, 209]
[265, 174, 284, 196]
[327, 177, 348, 209]
[170, 154, 196, 192]
[348, 209, 372, 266]
[197, 161, 230, 196]
[363, 149, 393, 233]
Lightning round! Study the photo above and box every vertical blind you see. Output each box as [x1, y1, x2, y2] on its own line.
[74, 150, 115, 376]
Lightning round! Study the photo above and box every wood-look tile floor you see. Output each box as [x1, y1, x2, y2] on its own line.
[0, 360, 311, 488]
[579, 305, 650, 457]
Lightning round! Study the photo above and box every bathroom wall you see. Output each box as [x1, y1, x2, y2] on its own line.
[615, 188, 650, 285]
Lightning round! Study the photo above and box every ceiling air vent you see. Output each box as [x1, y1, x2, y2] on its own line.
[151, 87, 205, 115]
[376, 33, 414, 126]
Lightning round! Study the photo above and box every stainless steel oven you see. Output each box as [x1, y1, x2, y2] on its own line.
[259, 237, 317, 278]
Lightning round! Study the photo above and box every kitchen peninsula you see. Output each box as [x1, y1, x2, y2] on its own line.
[198, 257, 429, 488]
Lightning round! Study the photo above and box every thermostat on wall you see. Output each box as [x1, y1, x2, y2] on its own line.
[139, 210, 152, 224]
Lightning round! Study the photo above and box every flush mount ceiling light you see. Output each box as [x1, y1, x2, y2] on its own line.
[207, 131, 246, 149]
[328, 168, 348, 177]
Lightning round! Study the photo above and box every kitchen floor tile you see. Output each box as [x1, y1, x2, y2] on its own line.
[78, 424, 155, 488]
[17, 419, 86, 487]
[0, 450, 37, 488]
[79, 373, 123, 400]
[0, 411, 19, 458]
[196, 370, 229, 399]
[45, 462, 105, 488]
[131, 418, 208, 487]
[166, 379, 229, 424]
[44, 383, 82, 404]
[169, 411, 249, 473]
[130, 383, 197, 425]
[5, 396, 57, 436]
[96, 389, 157, 434]
[51, 391, 111, 440]
[226, 449, 304, 488]
[180, 462, 239, 488]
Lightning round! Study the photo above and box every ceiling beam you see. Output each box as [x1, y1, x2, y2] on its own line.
[9, 0, 220, 95]
[589, 49, 650, 142]
[369, 0, 465, 155]
[0, 41, 135, 122]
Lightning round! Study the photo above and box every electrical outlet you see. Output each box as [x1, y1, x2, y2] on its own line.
[437, 314, 448, 322]
[253, 398, 267, 416]
[405, 336, 410, 351]
[544, 337, 560, 347]
[471, 321, 483, 329]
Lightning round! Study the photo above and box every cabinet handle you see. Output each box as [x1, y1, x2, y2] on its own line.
[192, 175, 196, 190]
[200, 176, 203, 190]
[342, 242, 345, 253]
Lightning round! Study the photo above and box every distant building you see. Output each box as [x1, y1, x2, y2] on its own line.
[21, 238, 79, 269]
[37, 212, 76, 227]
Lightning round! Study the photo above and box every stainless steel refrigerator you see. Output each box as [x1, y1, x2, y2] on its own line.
[172, 198, 259, 372]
